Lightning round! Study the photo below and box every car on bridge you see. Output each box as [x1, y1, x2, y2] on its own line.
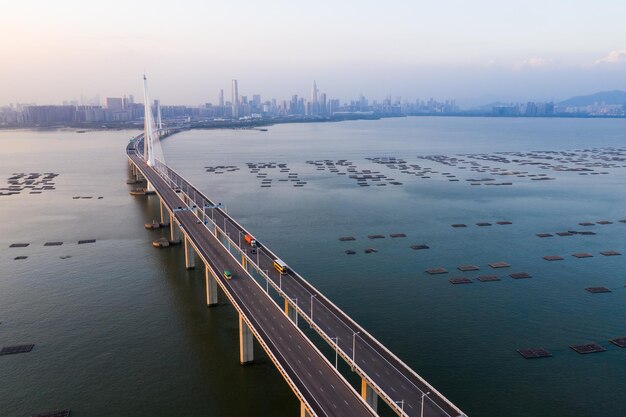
[223, 269, 232, 280]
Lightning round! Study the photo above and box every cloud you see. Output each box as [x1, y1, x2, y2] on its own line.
[595, 49, 626, 65]
[514, 57, 552, 70]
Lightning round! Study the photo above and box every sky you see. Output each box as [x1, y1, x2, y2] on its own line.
[1, 0, 625, 107]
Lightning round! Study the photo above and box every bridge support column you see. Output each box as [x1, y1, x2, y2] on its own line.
[284, 298, 298, 324]
[146, 181, 154, 192]
[300, 402, 313, 417]
[361, 379, 378, 412]
[170, 219, 181, 242]
[184, 236, 195, 270]
[159, 200, 170, 226]
[239, 314, 254, 365]
[205, 265, 218, 306]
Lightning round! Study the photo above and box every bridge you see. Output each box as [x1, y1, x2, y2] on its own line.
[127, 76, 467, 417]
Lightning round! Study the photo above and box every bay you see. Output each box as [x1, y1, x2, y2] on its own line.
[2, 116, 626, 416]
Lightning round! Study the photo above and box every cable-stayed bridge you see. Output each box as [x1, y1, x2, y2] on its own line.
[126, 76, 467, 417]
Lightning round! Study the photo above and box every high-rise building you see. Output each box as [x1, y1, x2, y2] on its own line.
[106, 97, 124, 111]
[218, 89, 224, 107]
[231, 80, 239, 118]
[311, 81, 319, 115]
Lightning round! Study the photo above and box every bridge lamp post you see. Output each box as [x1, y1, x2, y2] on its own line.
[420, 392, 430, 417]
[394, 400, 405, 417]
[310, 294, 318, 327]
[331, 336, 339, 369]
[352, 331, 361, 370]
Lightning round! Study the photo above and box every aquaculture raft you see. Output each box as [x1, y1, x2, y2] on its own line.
[449, 278, 472, 285]
[489, 262, 510, 268]
[0, 344, 34, 355]
[517, 348, 552, 359]
[585, 287, 611, 293]
[29, 409, 70, 417]
[569, 343, 606, 354]
[426, 268, 448, 275]
[458, 265, 480, 271]
[609, 337, 626, 348]
[477, 275, 500, 282]
[543, 256, 564, 261]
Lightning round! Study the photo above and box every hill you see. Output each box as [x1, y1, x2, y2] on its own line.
[559, 90, 626, 107]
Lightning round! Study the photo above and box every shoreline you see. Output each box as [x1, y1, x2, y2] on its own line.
[1, 112, 625, 132]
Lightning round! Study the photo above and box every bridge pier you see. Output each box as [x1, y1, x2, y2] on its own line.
[239, 314, 254, 365]
[284, 298, 298, 324]
[184, 236, 195, 270]
[361, 379, 379, 412]
[205, 265, 218, 306]
[170, 219, 181, 242]
[300, 402, 313, 417]
[146, 180, 154, 192]
[159, 200, 167, 225]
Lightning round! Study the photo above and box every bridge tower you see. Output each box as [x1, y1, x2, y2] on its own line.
[142, 74, 157, 167]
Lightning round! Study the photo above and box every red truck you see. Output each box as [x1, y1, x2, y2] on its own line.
[244, 234, 257, 247]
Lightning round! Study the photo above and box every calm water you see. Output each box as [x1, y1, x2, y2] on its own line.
[2, 117, 626, 417]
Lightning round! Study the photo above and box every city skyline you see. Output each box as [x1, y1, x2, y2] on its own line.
[1, 1, 625, 106]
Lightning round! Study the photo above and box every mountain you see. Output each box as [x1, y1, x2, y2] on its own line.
[559, 90, 626, 107]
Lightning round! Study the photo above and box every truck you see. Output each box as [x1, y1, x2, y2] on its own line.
[244, 234, 257, 247]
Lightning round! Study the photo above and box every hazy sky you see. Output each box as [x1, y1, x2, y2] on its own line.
[2, 0, 625, 106]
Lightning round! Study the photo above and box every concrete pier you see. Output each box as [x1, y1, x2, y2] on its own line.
[300, 402, 313, 417]
[205, 266, 218, 306]
[170, 219, 181, 242]
[160, 200, 166, 225]
[239, 314, 254, 365]
[361, 379, 378, 412]
[284, 298, 298, 323]
[184, 236, 195, 269]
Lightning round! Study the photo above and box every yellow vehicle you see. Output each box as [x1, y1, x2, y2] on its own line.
[273, 258, 288, 275]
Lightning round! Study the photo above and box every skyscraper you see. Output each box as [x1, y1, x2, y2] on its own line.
[311, 81, 319, 115]
[218, 89, 224, 107]
[231, 80, 239, 118]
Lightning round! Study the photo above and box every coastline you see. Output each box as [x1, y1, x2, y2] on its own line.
[1, 111, 624, 133]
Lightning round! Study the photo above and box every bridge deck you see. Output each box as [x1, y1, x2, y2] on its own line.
[129, 151, 375, 417]
[128, 135, 466, 417]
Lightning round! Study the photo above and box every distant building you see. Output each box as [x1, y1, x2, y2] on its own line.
[106, 97, 124, 111]
[231, 80, 239, 118]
